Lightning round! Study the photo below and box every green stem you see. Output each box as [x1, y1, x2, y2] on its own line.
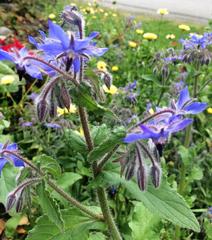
[4, 151, 103, 221]
[78, 107, 122, 240]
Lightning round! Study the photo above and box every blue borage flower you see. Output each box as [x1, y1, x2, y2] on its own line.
[124, 116, 192, 145]
[124, 87, 207, 145]
[171, 87, 207, 115]
[29, 20, 108, 73]
[0, 47, 51, 80]
[0, 143, 24, 174]
[180, 32, 212, 50]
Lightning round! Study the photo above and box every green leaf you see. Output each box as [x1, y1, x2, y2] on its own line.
[88, 127, 126, 163]
[56, 172, 82, 189]
[5, 213, 22, 238]
[36, 183, 64, 231]
[91, 124, 110, 147]
[33, 154, 61, 178]
[26, 208, 105, 240]
[98, 170, 200, 232]
[0, 164, 19, 205]
[65, 129, 87, 152]
[0, 62, 15, 74]
[190, 167, 203, 180]
[129, 202, 160, 240]
[88, 232, 106, 240]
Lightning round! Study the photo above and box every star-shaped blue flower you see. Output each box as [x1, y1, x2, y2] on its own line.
[29, 21, 108, 73]
[0, 143, 24, 174]
[171, 87, 207, 115]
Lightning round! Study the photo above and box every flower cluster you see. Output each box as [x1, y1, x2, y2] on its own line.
[124, 87, 207, 147]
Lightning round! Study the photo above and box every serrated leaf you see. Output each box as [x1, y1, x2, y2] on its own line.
[56, 172, 82, 189]
[37, 183, 64, 231]
[26, 208, 105, 240]
[0, 164, 19, 205]
[33, 154, 61, 178]
[0, 62, 15, 74]
[98, 170, 200, 232]
[88, 127, 126, 163]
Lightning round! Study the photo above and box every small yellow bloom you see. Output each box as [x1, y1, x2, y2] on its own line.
[136, 29, 144, 35]
[104, 12, 108, 17]
[207, 107, 212, 114]
[92, 15, 97, 19]
[178, 24, 190, 31]
[57, 104, 77, 116]
[99, 8, 104, 13]
[48, 13, 56, 20]
[70, 3, 76, 6]
[143, 33, 158, 40]
[128, 41, 137, 48]
[112, 13, 117, 17]
[112, 66, 119, 72]
[74, 126, 84, 137]
[166, 34, 176, 40]
[157, 8, 169, 15]
[0, 75, 15, 85]
[149, 108, 154, 115]
[102, 84, 118, 95]
[97, 61, 107, 71]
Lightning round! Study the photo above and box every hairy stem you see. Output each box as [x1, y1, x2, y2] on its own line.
[78, 108, 122, 240]
[3, 151, 103, 221]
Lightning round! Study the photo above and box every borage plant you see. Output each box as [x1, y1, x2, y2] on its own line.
[0, 5, 208, 239]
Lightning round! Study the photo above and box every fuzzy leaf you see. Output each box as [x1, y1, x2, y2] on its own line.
[36, 183, 64, 231]
[0, 62, 15, 74]
[26, 208, 105, 240]
[88, 127, 126, 163]
[98, 170, 200, 232]
[0, 164, 19, 205]
[33, 154, 61, 178]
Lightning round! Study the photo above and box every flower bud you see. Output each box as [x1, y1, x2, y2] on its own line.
[60, 84, 71, 110]
[6, 192, 16, 211]
[36, 99, 49, 122]
[102, 72, 113, 89]
[137, 165, 148, 191]
[151, 164, 162, 188]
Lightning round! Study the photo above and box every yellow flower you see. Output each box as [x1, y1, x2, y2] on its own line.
[128, 41, 137, 48]
[136, 29, 144, 35]
[112, 66, 119, 72]
[102, 84, 118, 95]
[48, 13, 56, 20]
[74, 126, 84, 137]
[157, 8, 169, 15]
[143, 33, 158, 40]
[112, 13, 117, 17]
[166, 34, 176, 40]
[57, 104, 77, 116]
[149, 108, 154, 115]
[99, 8, 104, 13]
[0, 75, 15, 85]
[104, 12, 108, 17]
[97, 61, 107, 71]
[178, 24, 190, 31]
[207, 107, 212, 114]
[92, 15, 97, 19]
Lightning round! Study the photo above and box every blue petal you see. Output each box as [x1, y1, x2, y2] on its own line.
[7, 143, 18, 151]
[176, 87, 190, 109]
[83, 46, 108, 57]
[73, 56, 81, 72]
[40, 42, 64, 56]
[25, 64, 43, 80]
[0, 158, 8, 175]
[140, 125, 160, 139]
[0, 50, 14, 61]
[10, 155, 24, 167]
[28, 36, 38, 48]
[167, 118, 193, 133]
[184, 102, 207, 114]
[48, 20, 69, 49]
[88, 31, 99, 39]
[123, 133, 148, 143]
